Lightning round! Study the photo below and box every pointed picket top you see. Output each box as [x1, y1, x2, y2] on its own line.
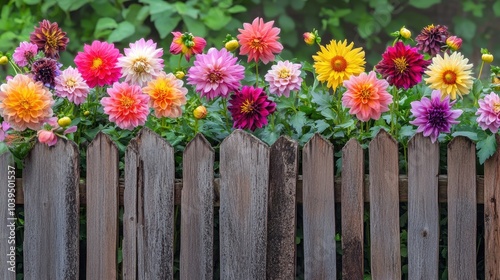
[369, 128, 397, 150]
[303, 133, 334, 153]
[133, 126, 173, 149]
[184, 133, 215, 154]
[87, 131, 118, 151]
[0, 151, 15, 280]
[220, 129, 269, 150]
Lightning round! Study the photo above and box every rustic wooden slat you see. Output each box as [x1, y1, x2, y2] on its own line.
[267, 136, 298, 280]
[484, 134, 500, 280]
[0, 152, 16, 280]
[180, 134, 214, 280]
[369, 130, 401, 279]
[23, 140, 79, 280]
[341, 139, 364, 280]
[447, 137, 476, 279]
[86, 133, 119, 280]
[408, 133, 439, 279]
[302, 134, 336, 280]
[219, 130, 269, 280]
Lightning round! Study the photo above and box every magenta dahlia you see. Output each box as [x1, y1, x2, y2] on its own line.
[228, 86, 276, 131]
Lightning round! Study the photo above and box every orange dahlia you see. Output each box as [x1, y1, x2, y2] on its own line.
[237, 17, 283, 64]
[142, 72, 188, 118]
[0, 74, 54, 131]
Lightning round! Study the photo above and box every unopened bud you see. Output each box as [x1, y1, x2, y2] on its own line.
[399, 27, 411, 39]
[193, 105, 207, 119]
[446, 36, 462, 51]
[175, 71, 185, 79]
[225, 40, 239, 52]
[57, 117, 71, 127]
[0, 56, 8, 65]
[303, 32, 316, 45]
[482, 54, 494, 63]
[83, 111, 90, 116]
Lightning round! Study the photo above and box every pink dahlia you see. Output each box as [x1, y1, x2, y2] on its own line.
[264, 60, 302, 97]
[228, 86, 276, 131]
[341, 71, 393, 122]
[37, 117, 77, 146]
[410, 90, 462, 143]
[101, 82, 150, 130]
[118, 38, 164, 87]
[237, 17, 283, 64]
[187, 47, 245, 100]
[0, 121, 11, 142]
[13, 42, 38, 67]
[476, 92, 500, 133]
[55, 66, 90, 105]
[170, 32, 206, 62]
[74, 41, 122, 88]
[375, 42, 430, 89]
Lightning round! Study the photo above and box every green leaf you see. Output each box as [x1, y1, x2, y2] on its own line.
[23, 0, 40, 5]
[95, 17, 117, 34]
[453, 17, 476, 41]
[183, 15, 207, 37]
[203, 8, 231, 30]
[227, 5, 247, 13]
[175, 2, 199, 18]
[278, 14, 295, 32]
[315, 119, 330, 133]
[408, 0, 440, 9]
[477, 134, 497, 164]
[154, 15, 181, 38]
[290, 111, 307, 133]
[148, 1, 174, 15]
[108, 21, 135, 42]
[451, 131, 478, 141]
[494, 1, 500, 17]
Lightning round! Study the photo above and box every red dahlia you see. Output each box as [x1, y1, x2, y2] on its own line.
[228, 86, 276, 131]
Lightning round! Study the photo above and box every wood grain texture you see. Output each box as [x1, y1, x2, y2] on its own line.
[368, 130, 401, 279]
[341, 139, 364, 280]
[0, 152, 15, 280]
[180, 134, 214, 280]
[302, 134, 336, 280]
[23, 140, 80, 280]
[447, 137, 476, 280]
[484, 135, 500, 280]
[407, 133, 439, 279]
[86, 133, 119, 280]
[219, 130, 269, 280]
[267, 136, 298, 280]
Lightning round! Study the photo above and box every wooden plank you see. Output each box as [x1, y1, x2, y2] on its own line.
[484, 134, 500, 279]
[302, 134, 336, 280]
[219, 130, 269, 280]
[180, 134, 214, 280]
[447, 137, 476, 279]
[407, 133, 439, 279]
[0, 152, 16, 280]
[86, 133, 119, 280]
[267, 136, 298, 280]
[341, 139, 364, 280]
[369, 130, 401, 279]
[23, 140, 80, 280]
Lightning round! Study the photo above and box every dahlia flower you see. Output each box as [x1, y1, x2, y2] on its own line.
[118, 38, 164, 87]
[313, 39, 365, 91]
[228, 86, 276, 131]
[13, 42, 38, 67]
[0, 74, 54, 131]
[0, 121, 11, 142]
[410, 90, 462, 143]
[237, 17, 283, 64]
[264, 60, 303, 97]
[476, 92, 500, 133]
[143, 72, 187, 118]
[446, 36, 462, 51]
[101, 82, 150, 130]
[375, 42, 430, 89]
[31, 57, 60, 88]
[37, 117, 77, 146]
[170, 32, 206, 62]
[187, 47, 245, 100]
[341, 71, 393, 122]
[415, 24, 449, 56]
[29, 19, 69, 59]
[74, 41, 122, 88]
[55, 66, 90, 105]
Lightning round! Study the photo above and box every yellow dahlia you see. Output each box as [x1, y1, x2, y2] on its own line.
[424, 52, 474, 100]
[0, 74, 54, 131]
[313, 39, 365, 91]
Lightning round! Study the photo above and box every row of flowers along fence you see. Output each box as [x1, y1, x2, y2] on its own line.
[0, 129, 499, 279]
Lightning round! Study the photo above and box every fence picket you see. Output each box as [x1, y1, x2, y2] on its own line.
[408, 133, 439, 279]
[0, 152, 15, 280]
[180, 134, 214, 280]
[219, 130, 269, 280]
[86, 133, 119, 280]
[302, 134, 336, 280]
[267, 136, 298, 280]
[23, 141, 80, 279]
[341, 139, 364, 280]
[447, 137, 476, 279]
[369, 130, 401, 279]
[484, 134, 500, 279]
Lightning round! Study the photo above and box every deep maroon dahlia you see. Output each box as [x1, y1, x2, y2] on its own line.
[228, 86, 276, 131]
[31, 57, 60, 88]
[415, 24, 449, 56]
[375, 42, 431, 89]
[30, 19, 69, 59]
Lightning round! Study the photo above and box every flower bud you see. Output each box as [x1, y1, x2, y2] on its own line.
[303, 32, 316, 45]
[83, 110, 90, 116]
[399, 27, 411, 39]
[482, 54, 494, 63]
[57, 116, 71, 127]
[225, 39, 239, 52]
[446, 36, 462, 51]
[175, 71, 185, 79]
[0, 56, 8, 65]
[193, 105, 207, 119]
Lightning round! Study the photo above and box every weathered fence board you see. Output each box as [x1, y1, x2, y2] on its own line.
[180, 134, 214, 280]
[341, 139, 364, 280]
[448, 137, 477, 279]
[408, 133, 439, 279]
[86, 133, 119, 280]
[369, 130, 401, 279]
[219, 130, 270, 280]
[123, 128, 175, 280]
[484, 135, 500, 280]
[23, 141, 80, 280]
[267, 136, 298, 280]
[0, 152, 15, 280]
[302, 134, 336, 280]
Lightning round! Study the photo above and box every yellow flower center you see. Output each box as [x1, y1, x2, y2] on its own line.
[443, 70, 457, 85]
[66, 78, 76, 87]
[132, 58, 149, 73]
[120, 96, 134, 109]
[250, 38, 263, 51]
[494, 102, 500, 113]
[393, 57, 408, 73]
[331, 55, 347, 72]
[278, 68, 291, 79]
[208, 71, 222, 83]
[240, 99, 255, 114]
[92, 58, 103, 70]
[359, 86, 372, 104]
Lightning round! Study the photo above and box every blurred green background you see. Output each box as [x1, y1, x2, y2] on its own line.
[1, 0, 499, 79]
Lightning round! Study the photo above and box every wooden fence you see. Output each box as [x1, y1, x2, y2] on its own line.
[1, 128, 499, 279]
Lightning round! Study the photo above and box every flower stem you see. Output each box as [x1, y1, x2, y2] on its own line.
[390, 87, 399, 136]
[221, 97, 231, 132]
[255, 63, 259, 87]
[478, 61, 485, 80]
